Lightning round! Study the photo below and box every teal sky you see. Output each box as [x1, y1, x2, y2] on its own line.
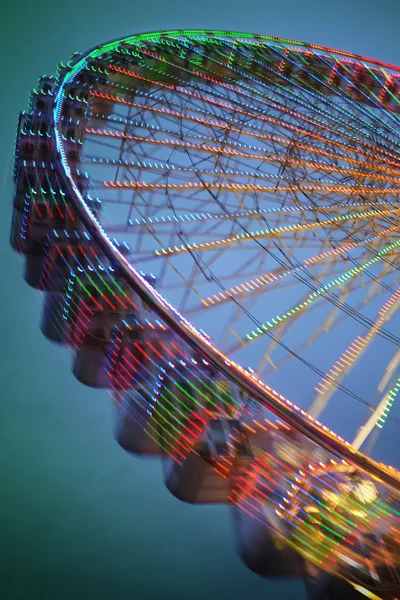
[1, 1, 399, 599]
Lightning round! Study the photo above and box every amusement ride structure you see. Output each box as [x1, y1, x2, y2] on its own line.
[10, 29, 400, 599]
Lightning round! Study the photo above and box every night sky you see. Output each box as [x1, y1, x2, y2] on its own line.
[1, 1, 399, 599]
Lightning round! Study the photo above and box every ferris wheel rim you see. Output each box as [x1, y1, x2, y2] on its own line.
[52, 28, 400, 490]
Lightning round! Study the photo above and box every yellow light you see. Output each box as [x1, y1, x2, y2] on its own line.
[350, 509, 368, 518]
[352, 584, 383, 600]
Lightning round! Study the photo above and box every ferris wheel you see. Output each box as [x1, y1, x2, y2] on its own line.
[10, 29, 400, 598]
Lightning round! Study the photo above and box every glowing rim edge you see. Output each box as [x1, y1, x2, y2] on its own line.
[51, 29, 400, 490]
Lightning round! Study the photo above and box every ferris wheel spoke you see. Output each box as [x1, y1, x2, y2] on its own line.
[310, 285, 400, 420]
[257, 271, 400, 382]
[87, 105, 400, 180]
[90, 46, 400, 185]
[378, 348, 400, 396]
[125, 215, 400, 301]
[89, 74, 400, 169]
[353, 371, 400, 452]
[239, 242, 400, 349]
[149, 204, 400, 259]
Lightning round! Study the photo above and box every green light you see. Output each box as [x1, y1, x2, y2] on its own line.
[245, 239, 400, 340]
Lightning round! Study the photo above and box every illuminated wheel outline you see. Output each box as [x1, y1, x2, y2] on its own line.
[12, 29, 400, 596]
[53, 30, 400, 487]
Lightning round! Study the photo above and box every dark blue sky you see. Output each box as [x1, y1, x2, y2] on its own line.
[1, 2, 399, 599]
